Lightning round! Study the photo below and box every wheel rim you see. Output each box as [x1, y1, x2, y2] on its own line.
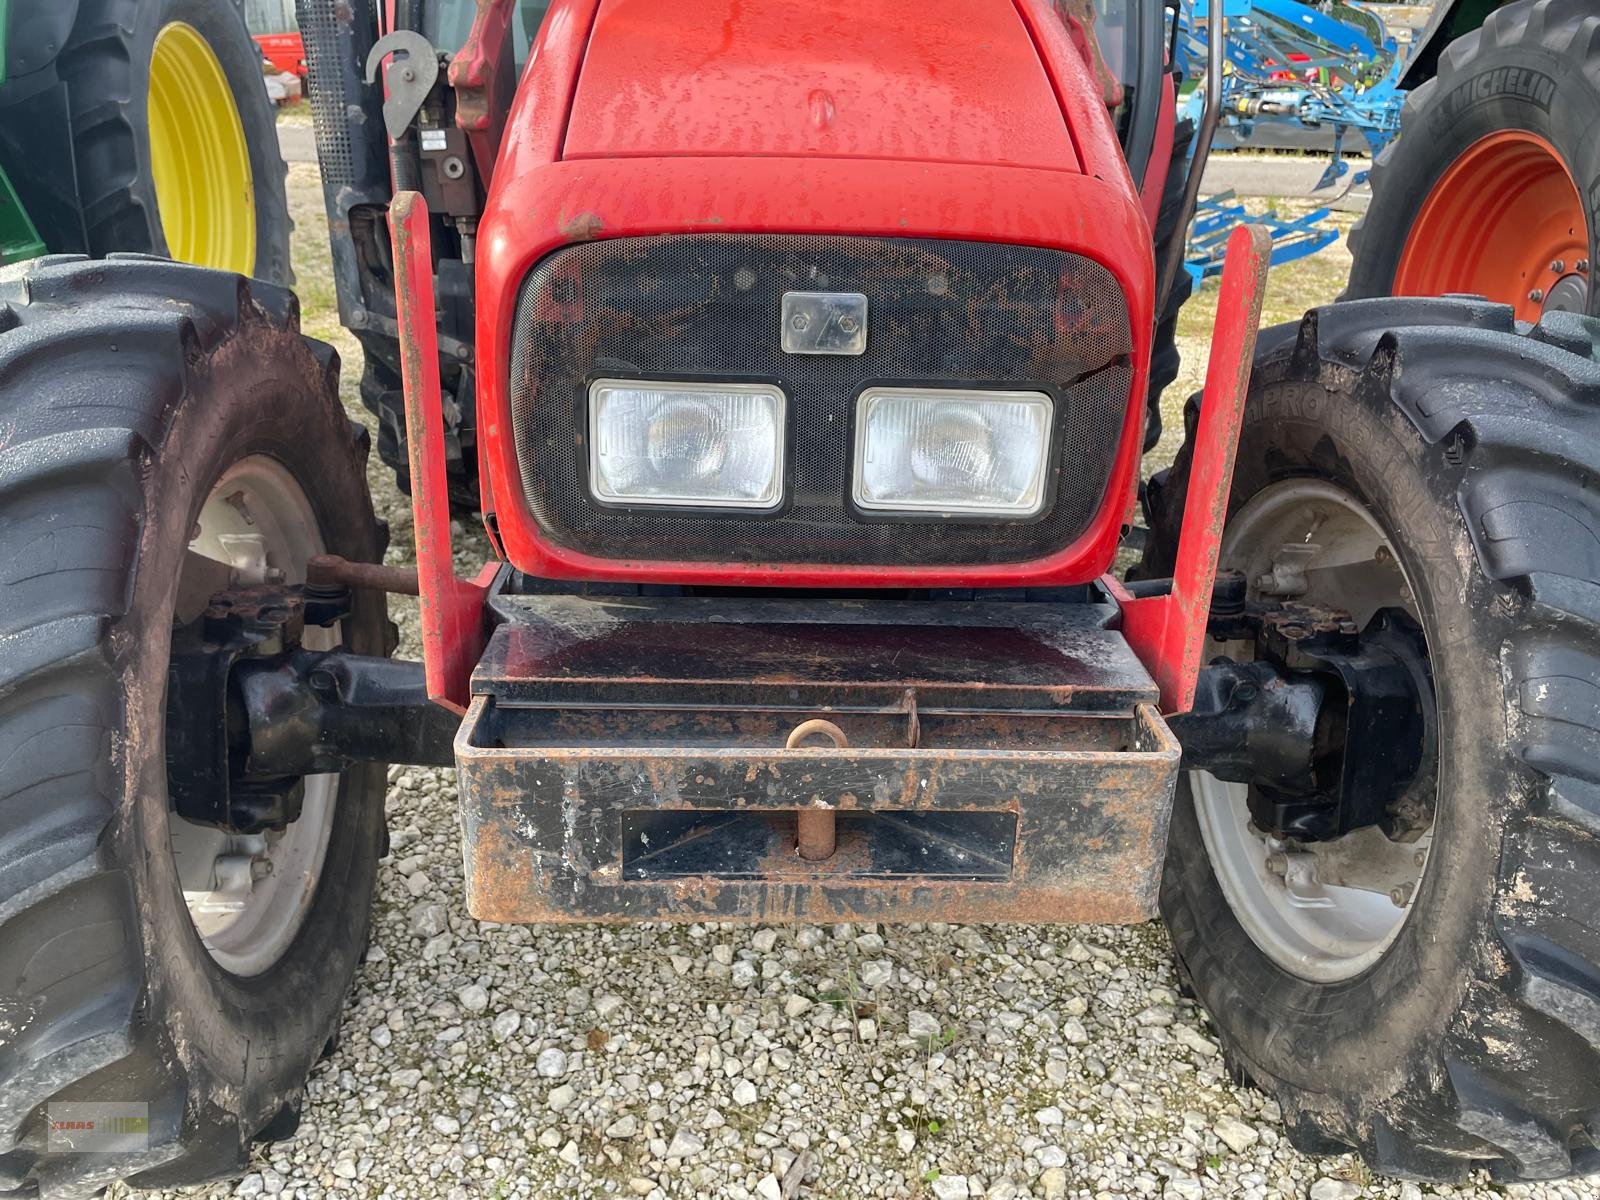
[147, 21, 256, 276]
[168, 457, 335, 977]
[1192, 480, 1435, 983]
[1393, 130, 1588, 322]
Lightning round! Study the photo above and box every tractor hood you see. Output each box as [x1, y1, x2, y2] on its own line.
[561, 0, 1082, 172]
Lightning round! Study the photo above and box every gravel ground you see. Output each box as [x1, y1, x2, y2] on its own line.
[112, 166, 1600, 1200]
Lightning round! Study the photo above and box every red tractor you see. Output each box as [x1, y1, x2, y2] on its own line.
[1, 0, 1597, 1193]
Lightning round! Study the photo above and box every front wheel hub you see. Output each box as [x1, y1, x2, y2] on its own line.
[169, 458, 334, 977]
[1176, 479, 1439, 982]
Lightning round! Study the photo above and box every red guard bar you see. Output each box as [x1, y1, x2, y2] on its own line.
[389, 191, 494, 713]
[1116, 224, 1272, 714]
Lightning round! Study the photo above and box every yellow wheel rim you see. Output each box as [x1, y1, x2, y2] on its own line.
[147, 21, 255, 275]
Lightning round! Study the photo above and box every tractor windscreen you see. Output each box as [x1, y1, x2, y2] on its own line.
[424, 1, 550, 68]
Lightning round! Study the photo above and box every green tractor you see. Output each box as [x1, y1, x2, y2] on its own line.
[0, 0, 289, 280]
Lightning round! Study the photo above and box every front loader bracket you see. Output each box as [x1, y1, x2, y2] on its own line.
[1115, 224, 1272, 714]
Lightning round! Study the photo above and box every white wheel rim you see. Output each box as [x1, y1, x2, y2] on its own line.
[168, 457, 338, 977]
[1192, 479, 1435, 983]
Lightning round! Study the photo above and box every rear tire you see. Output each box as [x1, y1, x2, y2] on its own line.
[0, 255, 383, 1193]
[58, 0, 293, 284]
[1147, 297, 1600, 1181]
[1346, 0, 1599, 321]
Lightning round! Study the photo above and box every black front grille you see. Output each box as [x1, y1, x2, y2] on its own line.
[509, 234, 1133, 566]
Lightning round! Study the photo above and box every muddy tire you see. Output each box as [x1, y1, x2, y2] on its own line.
[0, 255, 384, 1193]
[1145, 296, 1600, 1181]
[59, 0, 293, 284]
[1345, 0, 1598, 321]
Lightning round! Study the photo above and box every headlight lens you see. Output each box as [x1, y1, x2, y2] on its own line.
[853, 387, 1054, 516]
[589, 380, 785, 509]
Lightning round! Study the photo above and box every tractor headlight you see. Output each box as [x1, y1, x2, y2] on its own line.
[588, 380, 785, 510]
[852, 387, 1054, 517]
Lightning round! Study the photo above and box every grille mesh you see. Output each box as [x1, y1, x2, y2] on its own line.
[509, 235, 1133, 566]
[295, 0, 354, 187]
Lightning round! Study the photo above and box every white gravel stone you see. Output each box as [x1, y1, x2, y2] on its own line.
[421, 932, 453, 960]
[594, 993, 625, 1019]
[896, 1129, 916, 1153]
[755, 1174, 782, 1200]
[783, 995, 812, 1018]
[408, 902, 448, 937]
[457, 983, 489, 1013]
[859, 959, 892, 988]
[731, 1079, 758, 1106]
[930, 1174, 970, 1200]
[1308, 1181, 1360, 1200]
[1062, 1017, 1089, 1044]
[234, 1173, 264, 1198]
[1174, 1024, 1220, 1057]
[606, 1114, 639, 1139]
[1213, 1114, 1260, 1153]
[1034, 1106, 1063, 1127]
[491, 1009, 519, 1040]
[547, 1083, 576, 1111]
[536, 1047, 568, 1077]
[908, 1010, 941, 1040]
[431, 1115, 460, 1136]
[666, 1128, 705, 1159]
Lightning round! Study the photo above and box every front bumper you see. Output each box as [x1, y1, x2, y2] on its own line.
[457, 589, 1180, 924]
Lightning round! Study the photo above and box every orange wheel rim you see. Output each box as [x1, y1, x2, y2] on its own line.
[1393, 130, 1589, 322]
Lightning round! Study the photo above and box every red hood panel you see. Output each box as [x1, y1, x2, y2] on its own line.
[561, 0, 1080, 171]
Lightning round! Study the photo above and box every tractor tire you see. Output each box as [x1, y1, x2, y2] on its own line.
[1145, 117, 1196, 453]
[0, 255, 385, 1193]
[58, 0, 293, 284]
[359, 348, 481, 511]
[1145, 296, 1600, 1181]
[1345, 0, 1598, 323]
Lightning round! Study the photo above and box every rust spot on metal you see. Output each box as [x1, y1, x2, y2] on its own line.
[459, 698, 1179, 926]
[457, 595, 1177, 924]
[560, 211, 606, 241]
[307, 553, 421, 596]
